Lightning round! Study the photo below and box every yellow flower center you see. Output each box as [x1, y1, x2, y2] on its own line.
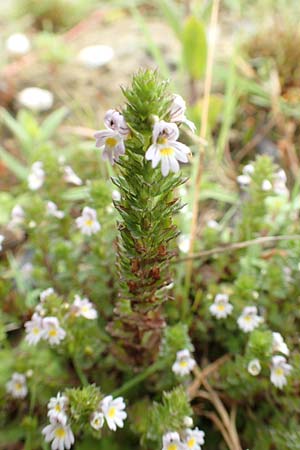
[81, 306, 89, 313]
[187, 437, 196, 448]
[108, 407, 116, 418]
[55, 405, 62, 412]
[179, 360, 188, 368]
[49, 329, 58, 337]
[33, 327, 40, 335]
[15, 382, 22, 391]
[167, 444, 178, 450]
[217, 304, 225, 311]
[55, 427, 66, 439]
[105, 137, 118, 147]
[275, 367, 284, 376]
[244, 315, 252, 322]
[84, 219, 94, 227]
[160, 147, 174, 156]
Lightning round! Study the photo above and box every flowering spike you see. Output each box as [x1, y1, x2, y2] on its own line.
[106, 71, 189, 366]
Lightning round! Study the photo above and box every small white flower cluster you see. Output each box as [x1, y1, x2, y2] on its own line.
[237, 163, 254, 186]
[6, 33, 31, 56]
[70, 295, 98, 320]
[28, 161, 45, 190]
[237, 164, 289, 196]
[18, 87, 54, 112]
[90, 395, 127, 431]
[63, 165, 82, 186]
[6, 372, 28, 399]
[248, 332, 292, 389]
[25, 313, 66, 346]
[209, 294, 233, 319]
[75, 206, 101, 236]
[42, 393, 126, 450]
[237, 306, 263, 333]
[94, 94, 194, 177]
[24, 289, 98, 346]
[162, 427, 205, 450]
[172, 349, 196, 377]
[95, 109, 129, 164]
[209, 295, 264, 333]
[47, 201, 65, 219]
[28, 162, 83, 192]
[42, 393, 74, 450]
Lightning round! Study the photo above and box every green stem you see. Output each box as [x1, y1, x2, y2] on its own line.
[111, 359, 166, 397]
[73, 357, 88, 386]
[24, 384, 37, 450]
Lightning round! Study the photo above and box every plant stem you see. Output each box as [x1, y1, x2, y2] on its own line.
[111, 359, 166, 398]
[72, 357, 88, 386]
[184, 0, 220, 305]
[175, 234, 300, 262]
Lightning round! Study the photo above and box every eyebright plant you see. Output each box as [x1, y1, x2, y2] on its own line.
[94, 70, 193, 366]
[1, 71, 300, 450]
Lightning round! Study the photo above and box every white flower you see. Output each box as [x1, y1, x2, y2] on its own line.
[76, 207, 101, 236]
[207, 219, 220, 230]
[209, 293, 233, 319]
[145, 121, 190, 177]
[178, 234, 190, 253]
[183, 428, 205, 450]
[104, 109, 129, 137]
[47, 201, 65, 219]
[183, 416, 193, 428]
[48, 393, 68, 423]
[90, 411, 104, 430]
[77, 45, 114, 68]
[6, 372, 28, 399]
[172, 349, 195, 376]
[261, 179, 272, 191]
[28, 161, 45, 190]
[237, 164, 255, 186]
[162, 432, 184, 450]
[169, 94, 196, 132]
[272, 332, 289, 356]
[10, 205, 25, 226]
[274, 169, 288, 196]
[94, 109, 129, 164]
[237, 174, 251, 186]
[18, 87, 54, 111]
[100, 395, 127, 431]
[112, 189, 121, 202]
[247, 359, 261, 376]
[270, 355, 292, 389]
[0, 235, 4, 252]
[6, 33, 31, 56]
[243, 164, 255, 175]
[25, 313, 44, 345]
[40, 287, 55, 302]
[237, 306, 263, 333]
[43, 317, 66, 345]
[71, 295, 98, 320]
[42, 416, 74, 450]
[63, 166, 82, 186]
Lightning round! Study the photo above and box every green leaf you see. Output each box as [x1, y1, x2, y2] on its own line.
[0, 145, 28, 180]
[182, 16, 207, 80]
[41, 107, 69, 140]
[0, 108, 31, 154]
[155, 0, 182, 39]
